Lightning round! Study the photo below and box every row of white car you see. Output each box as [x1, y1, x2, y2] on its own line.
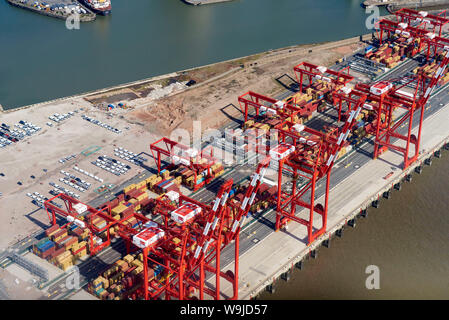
[0, 137, 12, 148]
[82, 115, 122, 134]
[49, 182, 80, 199]
[92, 155, 131, 176]
[73, 166, 104, 183]
[59, 154, 77, 164]
[60, 170, 91, 190]
[114, 147, 147, 165]
[49, 111, 76, 124]
[25, 191, 61, 209]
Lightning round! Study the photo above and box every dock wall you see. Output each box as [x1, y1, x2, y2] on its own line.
[6, 0, 96, 22]
[363, 0, 449, 9]
[183, 0, 234, 5]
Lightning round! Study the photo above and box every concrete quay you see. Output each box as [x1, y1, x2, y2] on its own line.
[363, 0, 449, 9]
[183, 0, 234, 5]
[363, 0, 395, 7]
[6, 0, 96, 22]
[216, 96, 449, 300]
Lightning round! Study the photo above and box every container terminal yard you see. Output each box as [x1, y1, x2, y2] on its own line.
[1, 8, 449, 300]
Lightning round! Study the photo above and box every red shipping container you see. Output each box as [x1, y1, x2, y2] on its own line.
[109, 198, 119, 208]
[55, 235, 70, 248]
[127, 189, 140, 199]
[166, 183, 180, 193]
[40, 246, 55, 259]
[45, 224, 60, 237]
[51, 247, 66, 259]
[140, 198, 152, 207]
[51, 229, 66, 241]
[64, 237, 78, 250]
[122, 207, 134, 218]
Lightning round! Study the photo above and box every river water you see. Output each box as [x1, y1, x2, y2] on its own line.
[1, 0, 447, 300]
[0, 0, 384, 109]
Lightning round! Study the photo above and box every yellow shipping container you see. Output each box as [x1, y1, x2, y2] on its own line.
[149, 176, 162, 188]
[75, 249, 88, 259]
[53, 231, 68, 242]
[60, 261, 73, 272]
[123, 184, 136, 194]
[55, 251, 71, 263]
[136, 180, 146, 189]
[214, 170, 224, 177]
[123, 254, 134, 264]
[131, 260, 143, 268]
[173, 176, 182, 185]
[161, 170, 170, 179]
[93, 277, 102, 286]
[133, 266, 144, 275]
[112, 204, 127, 215]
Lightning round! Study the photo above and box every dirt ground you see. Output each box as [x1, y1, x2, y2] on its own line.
[124, 41, 363, 135]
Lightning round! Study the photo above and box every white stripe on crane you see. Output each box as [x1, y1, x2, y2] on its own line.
[347, 110, 356, 123]
[221, 192, 229, 205]
[232, 220, 239, 232]
[203, 222, 211, 235]
[337, 132, 345, 145]
[203, 239, 212, 253]
[354, 107, 361, 120]
[212, 217, 219, 231]
[249, 192, 257, 206]
[194, 246, 202, 259]
[251, 174, 259, 186]
[260, 168, 267, 179]
[241, 196, 249, 210]
[326, 154, 335, 166]
[240, 215, 247, 227]
[212, 198, 220, 212]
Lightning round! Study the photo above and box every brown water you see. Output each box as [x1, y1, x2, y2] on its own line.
[260, 151, 449, 300]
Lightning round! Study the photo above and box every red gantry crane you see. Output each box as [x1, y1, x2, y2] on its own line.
[150, 137, 218, 191]
[267, 92, 367, 244]
[394, 8, 449, 37]
[44, 194, 117, 256]
[333, 36, 449, 169]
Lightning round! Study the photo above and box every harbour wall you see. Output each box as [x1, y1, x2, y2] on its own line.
[183, 0, 235, 5]
[363, 0, 449, 9]
[6, 0, 96, 22]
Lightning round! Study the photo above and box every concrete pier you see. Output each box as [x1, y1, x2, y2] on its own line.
[6, 0, 96, 22]
[363, 0, 449, 10]
[183, 0, 234, 5]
